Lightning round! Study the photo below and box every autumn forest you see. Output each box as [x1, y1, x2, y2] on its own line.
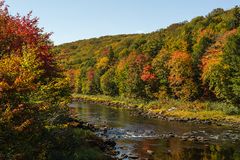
[1, 1, 240, 159]
[59, 7, 240, 109]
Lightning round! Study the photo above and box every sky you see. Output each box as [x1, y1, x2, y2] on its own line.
[5, 0, 240, 45]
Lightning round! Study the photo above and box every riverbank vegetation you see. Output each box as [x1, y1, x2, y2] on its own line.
[0, 2, 112, 159]
[58, 7, 240, 121]
[73, 94, 240, 124]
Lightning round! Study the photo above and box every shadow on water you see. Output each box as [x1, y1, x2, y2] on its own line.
[70, 102, 240, 160]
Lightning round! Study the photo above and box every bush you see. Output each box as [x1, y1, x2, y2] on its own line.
[208, 102, 240, 115]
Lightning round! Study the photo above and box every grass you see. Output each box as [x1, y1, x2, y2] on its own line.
[73, 94, 240, 124]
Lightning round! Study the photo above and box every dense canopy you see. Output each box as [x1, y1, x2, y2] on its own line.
[57, 7, 240, 108]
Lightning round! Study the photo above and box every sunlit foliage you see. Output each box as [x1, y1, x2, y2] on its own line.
[0, 2, 71, 158]
[57, 6, 240, 108]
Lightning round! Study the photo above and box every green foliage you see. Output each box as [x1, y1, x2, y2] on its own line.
[202, 30, 240, 105]
[192, 36, 212, 64]
[208, 102, 240, 115]
[231, 72, 240, 99]
[151, 49, 171, 99]
[115, 52, 147, 97]
[222, 32, 240, 104]
[100, 68, 118, 96]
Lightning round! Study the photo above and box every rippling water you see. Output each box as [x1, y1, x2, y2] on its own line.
[70, 102, 240, 160]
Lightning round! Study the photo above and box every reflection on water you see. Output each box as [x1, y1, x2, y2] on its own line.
[134, 138, 240, 160]
[71, 102, 240, 160]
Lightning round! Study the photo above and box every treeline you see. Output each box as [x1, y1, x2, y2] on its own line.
[57, 7, 240, 107]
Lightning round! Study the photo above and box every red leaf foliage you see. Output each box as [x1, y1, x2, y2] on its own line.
[0, 2, 54, 76]
[141, 65, 156, 82]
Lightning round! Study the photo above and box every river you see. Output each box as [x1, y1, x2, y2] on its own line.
[70, 102, 240, 160]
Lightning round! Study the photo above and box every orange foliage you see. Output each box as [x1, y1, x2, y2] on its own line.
[0, 2, 67, 135]
[167, 51, 193, 84]
[167, 51, 197, 99]
[141, 65, 156, 82]
[200, 29, 237, 83]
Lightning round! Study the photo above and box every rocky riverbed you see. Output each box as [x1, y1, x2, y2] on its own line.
[70, 101, 240, 160]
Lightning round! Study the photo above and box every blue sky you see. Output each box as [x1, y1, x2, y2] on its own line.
[6, 0, 240, 45]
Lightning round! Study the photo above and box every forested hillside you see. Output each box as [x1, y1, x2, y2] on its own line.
[57, 7, 240, 109]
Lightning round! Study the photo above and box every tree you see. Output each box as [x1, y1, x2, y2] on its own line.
[192, 36, 212, 97]
[140, 64, 157, 99]
[115, 52, 148, 97]
[0, 3, 70, 158]
[81, 68, 100, 94]
[100, 68, 118, 96]
[167, 51, 197, 100]
[201, 29, 240, 105]
[151, 49, 171, 99]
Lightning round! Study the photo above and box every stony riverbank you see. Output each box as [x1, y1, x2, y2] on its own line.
[70, 101, 240, 160]
[66, 116, 119, 159]
[72, 95, 240, 129]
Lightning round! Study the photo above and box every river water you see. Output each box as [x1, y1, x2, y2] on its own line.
[70, 102, 240, 160]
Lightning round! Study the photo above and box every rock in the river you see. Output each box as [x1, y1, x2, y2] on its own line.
[147, 150, 154, 155]
[203, 120, 212, 125]
[120, 154, 128, 159]
[104, 139, 116, 147]
[196, 136, 204, 142]
[168, 117, 175, 121]
[99, 126, 108, 133]
[128, 154, 139, 159]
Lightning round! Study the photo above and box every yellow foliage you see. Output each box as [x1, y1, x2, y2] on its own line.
[96, 57, 109, 69]
[14, 119, 33, 132]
